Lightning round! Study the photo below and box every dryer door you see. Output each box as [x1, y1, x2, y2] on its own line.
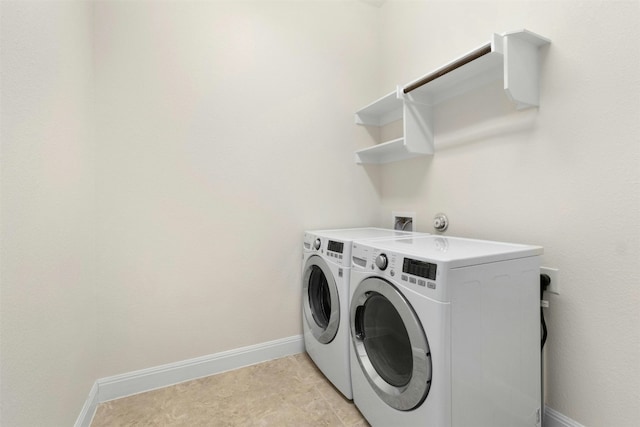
[350, 277, 432, 411]
[302, 255, 340, 344]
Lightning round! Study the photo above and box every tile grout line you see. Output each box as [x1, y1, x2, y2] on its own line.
[292, 353, 350, 426]
[292, 352, 366, 427]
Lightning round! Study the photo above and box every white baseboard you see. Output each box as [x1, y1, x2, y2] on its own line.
[74, 381, 98, 427]
[544, 406, 586, 427]
[74, 335, 304, 427]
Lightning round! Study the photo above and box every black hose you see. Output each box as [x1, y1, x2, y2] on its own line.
[540, 274, 551, 350]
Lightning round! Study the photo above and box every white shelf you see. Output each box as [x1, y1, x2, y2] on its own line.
[354, 29, 550, 164]
[355, 91, 402, 126]
[355, 137, 433, 164]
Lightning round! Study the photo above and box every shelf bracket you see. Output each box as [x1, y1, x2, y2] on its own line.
[499, 30, 551, 109]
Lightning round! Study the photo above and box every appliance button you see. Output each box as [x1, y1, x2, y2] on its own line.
[375, 254, 388, 270]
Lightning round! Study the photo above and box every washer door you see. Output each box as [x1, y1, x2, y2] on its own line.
[350, 277, 432, 411]
[302, 255, 340, 344]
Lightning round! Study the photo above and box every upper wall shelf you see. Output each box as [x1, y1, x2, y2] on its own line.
[354, 29, 550, 164]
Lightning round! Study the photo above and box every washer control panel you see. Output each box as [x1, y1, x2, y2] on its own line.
[303, 233, 350, 267]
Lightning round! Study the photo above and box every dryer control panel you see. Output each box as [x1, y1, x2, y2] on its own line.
[352, 242, 447, 302]
[403, 257, 437, 281]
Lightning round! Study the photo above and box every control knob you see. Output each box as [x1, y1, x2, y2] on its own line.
[313, 238, 321, 250]
[375, 253, 388, 270]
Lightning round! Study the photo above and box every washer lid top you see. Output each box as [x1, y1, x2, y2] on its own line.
[360, 235, 543, 269]
[308, 227, 418, 242]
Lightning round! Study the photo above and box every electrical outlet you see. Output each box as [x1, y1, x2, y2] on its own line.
[540, 267, 559, 295]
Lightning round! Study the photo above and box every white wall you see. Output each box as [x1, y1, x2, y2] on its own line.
[0, 1, 97, 426]
[0, 1, 381, 423]
[92, 1, 381, 377]
[376, 1, 640, 426]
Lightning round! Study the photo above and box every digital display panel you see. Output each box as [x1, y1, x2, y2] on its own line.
[402, 258, 437, 280]
[327, 240, 344, 254]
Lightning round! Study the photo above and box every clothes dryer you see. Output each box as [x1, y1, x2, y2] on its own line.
[349, 235, 543, 427]
[302, 228, 420, 399]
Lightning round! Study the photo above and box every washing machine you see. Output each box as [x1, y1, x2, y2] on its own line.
[349, 235, 543, 427]
[302, 228, 421, 399]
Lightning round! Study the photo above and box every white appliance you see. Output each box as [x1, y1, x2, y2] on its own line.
[302, 228, 420, 399]
[349, 235, 543, 427]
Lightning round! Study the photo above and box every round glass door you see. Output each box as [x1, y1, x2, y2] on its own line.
[350, 277, 432, 411]
[302, 256, 339, 344]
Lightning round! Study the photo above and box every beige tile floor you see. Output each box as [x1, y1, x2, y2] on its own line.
[91, 353, 370, 426]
